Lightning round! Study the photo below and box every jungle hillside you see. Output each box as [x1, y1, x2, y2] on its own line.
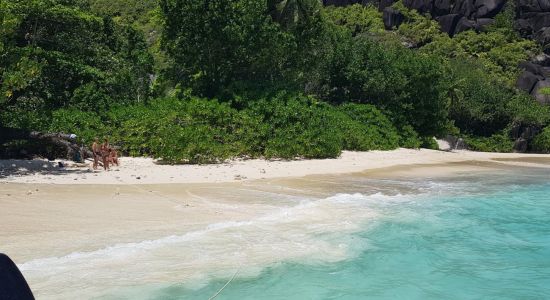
[2, 0, 550, 163]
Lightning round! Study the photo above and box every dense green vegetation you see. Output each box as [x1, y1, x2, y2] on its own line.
[1, 0, 550, 162]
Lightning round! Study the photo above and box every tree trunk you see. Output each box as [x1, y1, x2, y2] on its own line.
[0, 127, 92, 160]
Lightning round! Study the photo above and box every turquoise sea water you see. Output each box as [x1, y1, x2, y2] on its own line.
[169, 170, 550, 300]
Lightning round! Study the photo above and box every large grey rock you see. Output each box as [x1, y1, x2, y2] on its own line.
[534, 27, 550, 52]
[511, 124, 542, 152]
[433, 0, 452, 15]
[517, 61, 545, 93]
[438, 14, 463, 35]
[514, 138, 529, 152]
[403, 0, 432, 13]
[473, 18, 495, 31]
[532, 52, 550, 66]
[532, 79, 550, 104]
[454, 17, 476, 34]
[383, 7, 405, 29]
[517, 71, 542, 93]
[451, 0, 476, 18]
[442, 135, 468, 150]
[379, 0, 396, 11]
[516, 18, 534, 36]
[521, 12, 550, 32]
[474, 0, 505, 18]
[519, 61, 545, 76]
[511, 124, 542, 140]
[517, 0, 550, 14]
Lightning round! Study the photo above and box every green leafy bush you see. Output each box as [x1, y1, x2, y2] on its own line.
[49, 109, 106, 144]
[420, 136, 439, 150]
[532, 126, 550, 153]
[421, 30, 539, 84]
[248, 96, 343, 159]
[107, 98, 263, 163]
[337, 103, 400, 150]
[397, 124, 422, 148]
[465, 132, 514, 152]
[392, 1, 443, 47]
[334, 37, 450, 137]
[324, 4, 384, 35]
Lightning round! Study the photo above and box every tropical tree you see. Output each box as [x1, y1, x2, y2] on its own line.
[0, 0, 153, 129]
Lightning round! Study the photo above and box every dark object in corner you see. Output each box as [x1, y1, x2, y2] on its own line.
[0, 253, 34, 300]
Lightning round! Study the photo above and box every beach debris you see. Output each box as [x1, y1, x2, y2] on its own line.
[136, 176, 141, 180]
[234, 174, 247, 180]
[260, 169, 266, 174]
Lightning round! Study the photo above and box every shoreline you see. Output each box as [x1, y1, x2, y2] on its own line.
[1, 149, 550, 185]
[2, 153, 549, 299]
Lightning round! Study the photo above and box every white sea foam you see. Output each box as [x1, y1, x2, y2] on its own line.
[19, 192, 409, 300]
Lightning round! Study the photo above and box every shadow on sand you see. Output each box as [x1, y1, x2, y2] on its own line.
[0, 159, 93, 179]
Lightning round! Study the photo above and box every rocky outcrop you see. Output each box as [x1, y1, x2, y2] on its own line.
[327, 0, 550, 48]
[516, 60, 550, 104]
[376, 0, 505, 36]
[438, 14, 463, 35]
[532, 79, 550, 104]
[438, 135, 468, 150]
[517, 61, 545, 94]
[511, 123, 543, 152]
[325, 0, 550, 106]
[383, 7, 405, 29]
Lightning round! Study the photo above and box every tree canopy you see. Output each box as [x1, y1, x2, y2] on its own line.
[2, 0, 550, 160]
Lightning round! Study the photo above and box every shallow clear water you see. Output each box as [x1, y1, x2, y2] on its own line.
[157, 170, 550, 300]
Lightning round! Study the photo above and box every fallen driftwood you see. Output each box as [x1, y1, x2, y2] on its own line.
[0, 127, 92, 160]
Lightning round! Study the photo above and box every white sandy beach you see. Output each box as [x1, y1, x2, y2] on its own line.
[1, 149, 550, 185]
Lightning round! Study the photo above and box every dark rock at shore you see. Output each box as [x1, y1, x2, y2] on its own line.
[514, 138, 529, 152]
[511, 124, 542, 152]
[443, 135, 468, 150]
[534, 27, 550, 51]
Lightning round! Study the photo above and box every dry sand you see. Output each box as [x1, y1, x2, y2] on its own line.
[1, 149, 550, 185]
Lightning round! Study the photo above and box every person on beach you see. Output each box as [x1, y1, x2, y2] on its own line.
[101, 138, 110, 170]
[92, 138, 100, 170]
[110, 147, 119, 167]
